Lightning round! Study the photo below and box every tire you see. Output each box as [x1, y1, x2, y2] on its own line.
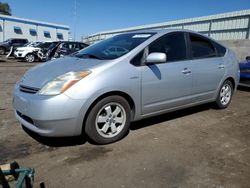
[85, 96, 131, 144]
[215, 80, 233, 109]
[0, 47, 6, 55]
[25, 54, 35, 63]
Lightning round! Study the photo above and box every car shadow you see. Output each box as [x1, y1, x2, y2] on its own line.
[23, 103, 213, 147]
[237, 85, 250, 92]
[22, 126, 87, 147]
[130, 103, 213, 131]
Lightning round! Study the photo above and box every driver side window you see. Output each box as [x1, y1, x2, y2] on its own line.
[148, 32, 187, 62]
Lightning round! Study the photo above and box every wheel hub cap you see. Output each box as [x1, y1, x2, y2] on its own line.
[95, 103, 126, 138]
[220, 84, 231, 105]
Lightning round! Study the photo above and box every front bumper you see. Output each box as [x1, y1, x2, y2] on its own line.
[14, 51, 25, 58]
[13, 86, 87, 137]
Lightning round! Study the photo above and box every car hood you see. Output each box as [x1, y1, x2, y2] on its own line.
[16, 46, 40, 51]
[20, 56, 107, 89]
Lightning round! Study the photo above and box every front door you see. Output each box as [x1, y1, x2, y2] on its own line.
[141, 32, 193, 115]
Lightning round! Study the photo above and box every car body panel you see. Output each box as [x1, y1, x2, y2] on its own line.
[141, 60, 193, 115]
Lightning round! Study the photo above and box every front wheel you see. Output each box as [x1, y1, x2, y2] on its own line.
[25, 54, 35, 63]
[215, 80, 233, 109]
[85, 96, 131, 144]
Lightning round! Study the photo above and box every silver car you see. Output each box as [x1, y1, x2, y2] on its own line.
[13, 29, 239, 144]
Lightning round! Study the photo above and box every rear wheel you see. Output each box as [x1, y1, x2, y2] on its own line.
[25, 54, 35, 63]
[85, 96, 131, 144]
[215, 80, 233, 109]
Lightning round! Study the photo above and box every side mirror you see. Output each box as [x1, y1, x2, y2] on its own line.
[145, 52, 166, 64]
[246, 56, 250, 61]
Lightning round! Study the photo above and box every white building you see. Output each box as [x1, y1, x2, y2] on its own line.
[0, 14, 70, 42]
[83, 9, 250, 44]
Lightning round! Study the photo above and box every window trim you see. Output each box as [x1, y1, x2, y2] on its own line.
[187, 32, 219, 60]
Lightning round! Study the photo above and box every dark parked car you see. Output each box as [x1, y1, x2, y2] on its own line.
[0, 38, 28, 55]
[239, 56, 250, 87]
[37, 41, 88, 61]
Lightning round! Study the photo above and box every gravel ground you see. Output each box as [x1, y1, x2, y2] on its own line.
[0, 58, 249, 188]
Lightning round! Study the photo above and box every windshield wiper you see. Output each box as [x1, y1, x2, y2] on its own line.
[75, 53, 103, 60]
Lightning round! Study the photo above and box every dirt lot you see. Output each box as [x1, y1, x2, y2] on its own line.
[0, 58, 250, 188]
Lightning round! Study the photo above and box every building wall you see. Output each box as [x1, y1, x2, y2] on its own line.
[83, 9, 250, 44]
[0, 15, 70, 42]
[222, 39, 250, 61]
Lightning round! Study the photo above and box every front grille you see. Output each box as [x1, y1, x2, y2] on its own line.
[16, 111, 34, 125]
[19, 85, 39, 94]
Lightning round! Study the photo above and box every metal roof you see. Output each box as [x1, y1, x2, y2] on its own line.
[88, 9, 250, 37]
[0, 14, 69, 30]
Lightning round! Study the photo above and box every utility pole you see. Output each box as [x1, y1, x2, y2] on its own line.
[74, 0, 77, 41]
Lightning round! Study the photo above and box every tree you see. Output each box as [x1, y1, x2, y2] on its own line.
[0, 2, 11, 16]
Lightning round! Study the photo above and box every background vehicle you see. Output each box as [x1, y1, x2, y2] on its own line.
[14, 42, 52, 63]
[239, 56, 250, 87]
[13, 30, 239, 144]
[0, 38, 28, 55]
[37, 41, 88, 61]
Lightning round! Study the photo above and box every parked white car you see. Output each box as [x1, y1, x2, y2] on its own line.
[14, 42, 52, 62]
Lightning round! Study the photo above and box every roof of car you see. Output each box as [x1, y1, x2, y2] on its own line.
[124, 28, 199, 35]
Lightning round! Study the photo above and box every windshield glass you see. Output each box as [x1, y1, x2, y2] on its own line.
[75, 33, 155, 60]
[23, 42, 40, 47]
[47, 42, 59, 50]
[33, 42, 42, 47]
[3, 39, 10, 43]
[37, 42, 51, 48]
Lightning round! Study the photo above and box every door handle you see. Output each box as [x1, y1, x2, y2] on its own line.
[218, 64, 225, 69]
[182, 68, 191, 74]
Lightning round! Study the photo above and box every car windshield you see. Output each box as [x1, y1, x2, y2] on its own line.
[3, 39, 10, 43]
[33, 42, 42, 47]
[47, 42, 59, 50]
[23, 42, 39, 47]
[75, 33, 155, 60]
[36, 42, 51, 48]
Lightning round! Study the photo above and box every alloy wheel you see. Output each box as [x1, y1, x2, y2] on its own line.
[95, 102, 126, 138]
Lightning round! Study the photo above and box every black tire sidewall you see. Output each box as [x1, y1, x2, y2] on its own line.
[215, 80, 233, 109]
[85, 96, 131, 144]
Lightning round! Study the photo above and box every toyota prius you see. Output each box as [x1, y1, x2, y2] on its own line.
[13, 29, 239, 144]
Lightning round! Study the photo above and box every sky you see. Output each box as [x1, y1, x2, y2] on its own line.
[3, 0, 250, 40]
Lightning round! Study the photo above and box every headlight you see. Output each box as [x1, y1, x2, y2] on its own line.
[38, 71, 91, 95]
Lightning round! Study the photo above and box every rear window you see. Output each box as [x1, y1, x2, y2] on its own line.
[189, 34, 216, 59]
[213, 42, 226, 57]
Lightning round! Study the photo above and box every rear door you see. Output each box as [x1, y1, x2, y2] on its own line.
[141, 32, 193, 115]
[188, 33, 226, 101]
